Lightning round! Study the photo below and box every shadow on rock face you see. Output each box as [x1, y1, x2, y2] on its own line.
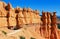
[7, 26, 21, 30]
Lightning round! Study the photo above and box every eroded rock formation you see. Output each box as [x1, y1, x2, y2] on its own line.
[40, 12, 59, 39]
[0, 1, 59, 39]
[50, 12, 59, 39]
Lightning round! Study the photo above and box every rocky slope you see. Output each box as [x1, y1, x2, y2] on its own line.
[0, 26, 45, 39]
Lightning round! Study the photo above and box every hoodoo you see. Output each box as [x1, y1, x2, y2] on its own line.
[0, 1, 59, 39]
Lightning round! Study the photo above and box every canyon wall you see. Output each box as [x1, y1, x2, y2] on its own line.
[0, 1, 59, 39]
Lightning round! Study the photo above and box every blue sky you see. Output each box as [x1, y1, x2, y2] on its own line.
[2, 0, 60, 16]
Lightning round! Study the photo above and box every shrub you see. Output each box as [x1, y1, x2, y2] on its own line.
[20, 36, 25, 39]
[30, 37, 35, 39]
[2, 31, 7, 35]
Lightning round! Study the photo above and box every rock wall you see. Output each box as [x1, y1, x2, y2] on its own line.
[0, 2, 40, 28]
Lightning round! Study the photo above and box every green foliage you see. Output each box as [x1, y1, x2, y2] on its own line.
[58, 24, 60, 29]
[2, 31, 7, 35]
[30, 37, 35, 39]
[20, 36, 25, 39]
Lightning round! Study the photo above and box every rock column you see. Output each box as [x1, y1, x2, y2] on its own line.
[50, 12, 59, 39]
[0, 2, 8, 27]
[41, 12, 48, 38]
[47, 12, 51, 39]
[17, 7, 25, 28]
[7, 3, 16, 29]
[22, 8, 28, 24]
[26, 8, 32, 24]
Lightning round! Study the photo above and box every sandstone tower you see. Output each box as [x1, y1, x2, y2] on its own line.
[47, 12, 51, 39]
[41, 12, 48, 38]
[50, 12, 59, 39]
[40, 11, 59, 39]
